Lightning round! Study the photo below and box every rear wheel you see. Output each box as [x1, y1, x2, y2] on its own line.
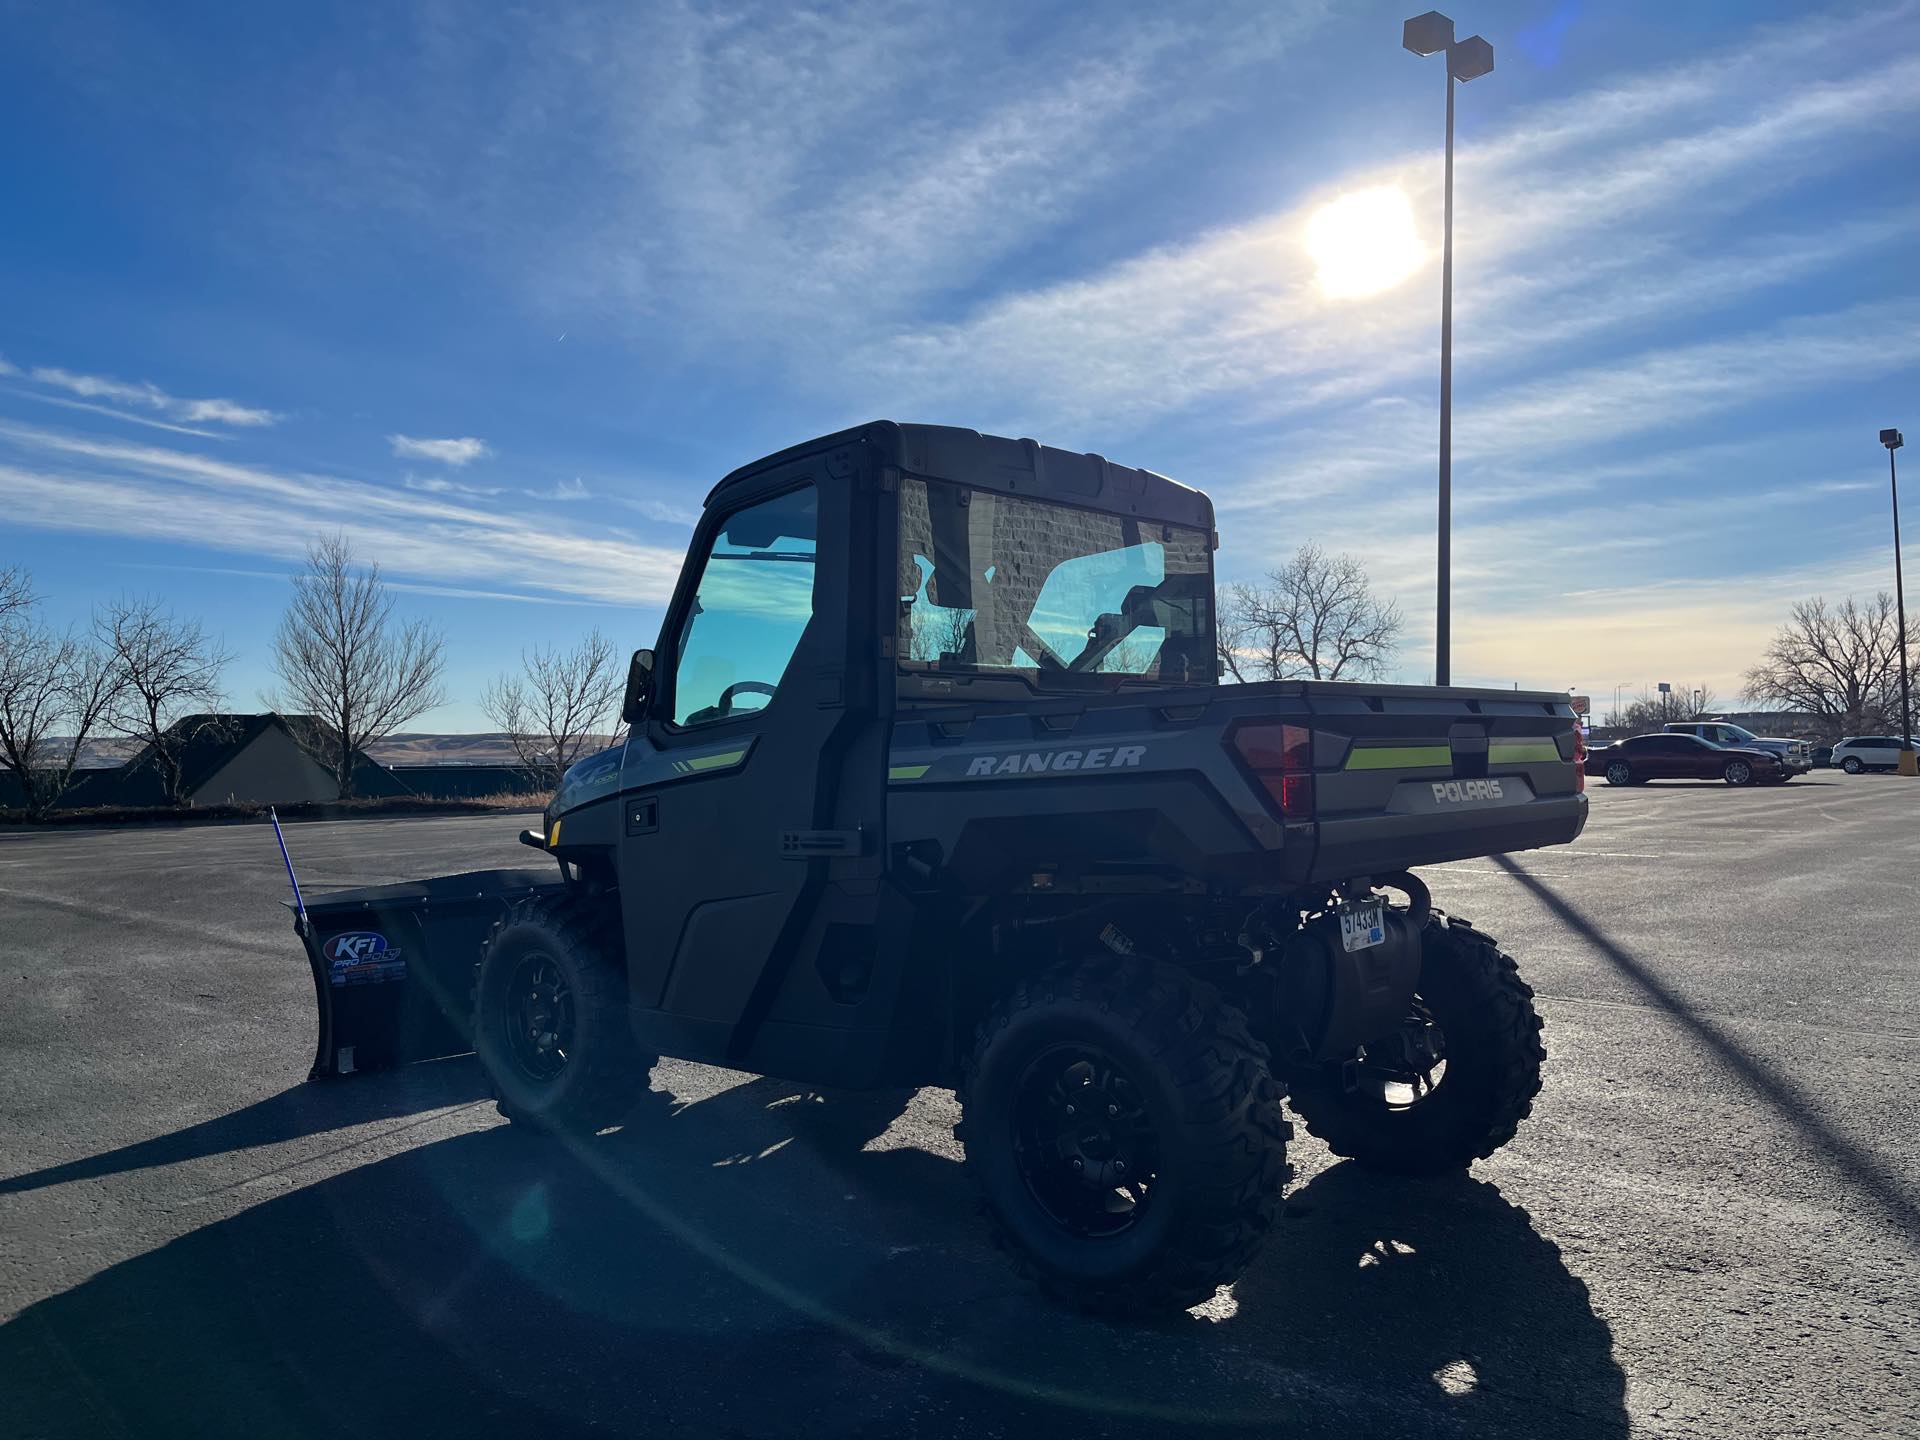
[1604, 760, 1631, 786]
[1289, 915, 1544, 1176]
[958, 955, 1291, 1316]
[1723, 759, 1753, 786]
[474, 896, 655, 1133]
[1843, 756, 1864, 774]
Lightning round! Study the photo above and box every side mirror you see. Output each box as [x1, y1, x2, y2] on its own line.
[621, 649, 655, 725]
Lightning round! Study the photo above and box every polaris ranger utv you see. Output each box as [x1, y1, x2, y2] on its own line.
[291, 422, 1587, 1314]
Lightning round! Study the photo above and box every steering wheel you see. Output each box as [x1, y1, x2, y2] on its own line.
[716, 680, 778, 712]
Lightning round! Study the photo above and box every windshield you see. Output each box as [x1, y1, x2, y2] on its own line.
[896, 477, 1213, 684]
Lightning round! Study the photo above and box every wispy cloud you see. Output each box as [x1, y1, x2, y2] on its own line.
[388, 434, 490, 466]
[401, 472, 503, 497]
[858, 42, 1920, 434]
[259, 1, 1330, 335]
[524, 476, 591, 502]
[1216, 299, 1920, 519]
[25, 364, 281, 427]
[0, 420, 684, 607]
[618, 495, 700, 527]
[3, 387, 224, 438]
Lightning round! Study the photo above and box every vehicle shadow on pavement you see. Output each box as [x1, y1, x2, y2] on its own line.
[1491, 855, 1920, 1238]
[0, 1072, 1626, 1440]
[0, 1057, 490, 1196]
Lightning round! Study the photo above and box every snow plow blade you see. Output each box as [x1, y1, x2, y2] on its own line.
[296, 869, 563, 1079]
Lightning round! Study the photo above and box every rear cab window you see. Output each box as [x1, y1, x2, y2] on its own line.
[895, 476, 1215, 687]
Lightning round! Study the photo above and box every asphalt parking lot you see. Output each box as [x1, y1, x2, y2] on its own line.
[2, 777, 1917, 1439]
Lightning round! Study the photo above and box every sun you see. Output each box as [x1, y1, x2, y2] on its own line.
[1306, 186, 1426, 299]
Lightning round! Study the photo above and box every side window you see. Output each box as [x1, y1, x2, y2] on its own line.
[669, 487, 818, 727]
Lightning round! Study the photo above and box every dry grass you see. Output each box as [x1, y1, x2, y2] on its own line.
[2, 791, 551, 829]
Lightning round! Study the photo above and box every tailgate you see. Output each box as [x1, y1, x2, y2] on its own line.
[1301, 686, 1586, 881]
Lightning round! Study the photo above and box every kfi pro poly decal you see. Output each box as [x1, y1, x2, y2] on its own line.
[322, 930, 407, 986]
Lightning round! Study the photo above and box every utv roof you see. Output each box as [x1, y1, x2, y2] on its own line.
[707, 421, 1215, 533]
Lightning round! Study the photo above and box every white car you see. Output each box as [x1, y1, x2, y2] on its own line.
[1830, 736, 1913, 774]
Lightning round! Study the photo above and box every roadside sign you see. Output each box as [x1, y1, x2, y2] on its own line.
[1570, 694, 1592, 713]
[1657, 682, 1671, 694]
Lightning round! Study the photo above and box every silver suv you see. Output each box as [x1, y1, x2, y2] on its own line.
[1662, 721, 1812, 779]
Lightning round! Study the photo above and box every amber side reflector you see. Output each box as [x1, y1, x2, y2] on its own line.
[1230, 723, 1316, 819]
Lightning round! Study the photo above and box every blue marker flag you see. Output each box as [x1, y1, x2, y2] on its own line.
[270, 806, 307, 929]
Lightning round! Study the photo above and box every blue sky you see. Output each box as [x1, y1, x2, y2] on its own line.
[3, 0, 1915, 728]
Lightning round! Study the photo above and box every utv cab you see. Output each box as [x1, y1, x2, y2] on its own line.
[291, 421, 1585, 1314]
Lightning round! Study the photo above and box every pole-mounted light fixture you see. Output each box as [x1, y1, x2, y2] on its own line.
[1403, 11, 1493, 688]
[1881, 427, 1915, 774]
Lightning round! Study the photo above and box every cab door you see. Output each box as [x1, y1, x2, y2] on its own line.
[616, 461, 884, 1070]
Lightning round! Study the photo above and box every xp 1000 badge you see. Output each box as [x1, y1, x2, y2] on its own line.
[322, 930, 407, 987]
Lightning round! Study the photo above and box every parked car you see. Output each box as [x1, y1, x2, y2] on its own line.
[1662, 721, 1812, 777]
[1830, 736, 1913, 773]
[1585, 732, 1784, 787]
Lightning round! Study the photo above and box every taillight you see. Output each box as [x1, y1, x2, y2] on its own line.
[1231, 722, 1315, 820]
[1574, 728, 1587, 793]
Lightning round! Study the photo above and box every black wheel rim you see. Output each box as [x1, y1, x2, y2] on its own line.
[503, 952, 573, 1084]
[1350, 999, 1449, 1111]
[1728, 762, 1748, 784]
[1010, 1042, 1160, 1238]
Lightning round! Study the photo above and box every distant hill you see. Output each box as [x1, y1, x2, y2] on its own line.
[59, 737, 143, 770]
[368, 732, 622, 766]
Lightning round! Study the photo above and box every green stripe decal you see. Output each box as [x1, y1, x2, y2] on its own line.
[888, 763, 931, 781]
[685, 748, 749, 772]
[1488, 740, 1563, 764]
[1344, 745, 1452, 771]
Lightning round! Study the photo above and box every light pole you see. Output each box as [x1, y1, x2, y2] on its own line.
[1881, 428, 1916, 775]
[1404, 12, 1492, 687]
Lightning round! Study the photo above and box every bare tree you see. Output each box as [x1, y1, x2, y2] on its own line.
[0, 573, 123, 819]
[0, 567, 30, 628]
[482, 630, 626, 786]
[1744, 594, 1913, 737]
[1218, 543, 1402, 683]
[1603, 684, 1719, 732]
[97, 596, 232, 806]
[271, 533, 447, 798]
[906, 603, 975, 664]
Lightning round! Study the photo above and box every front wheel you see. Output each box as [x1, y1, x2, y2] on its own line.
[1723, 759, 1754, 786]
[473, 897, 656, 1133]
[1289, 915, 1545, 1176]
[1843, 756, 1864, 774]
[958, 955, 1291, 1315]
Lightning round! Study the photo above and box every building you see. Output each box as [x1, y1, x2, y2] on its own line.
[3, 714, 410, 811]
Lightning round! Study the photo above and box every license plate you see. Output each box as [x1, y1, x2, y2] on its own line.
[1339, 897, 1386, 953]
